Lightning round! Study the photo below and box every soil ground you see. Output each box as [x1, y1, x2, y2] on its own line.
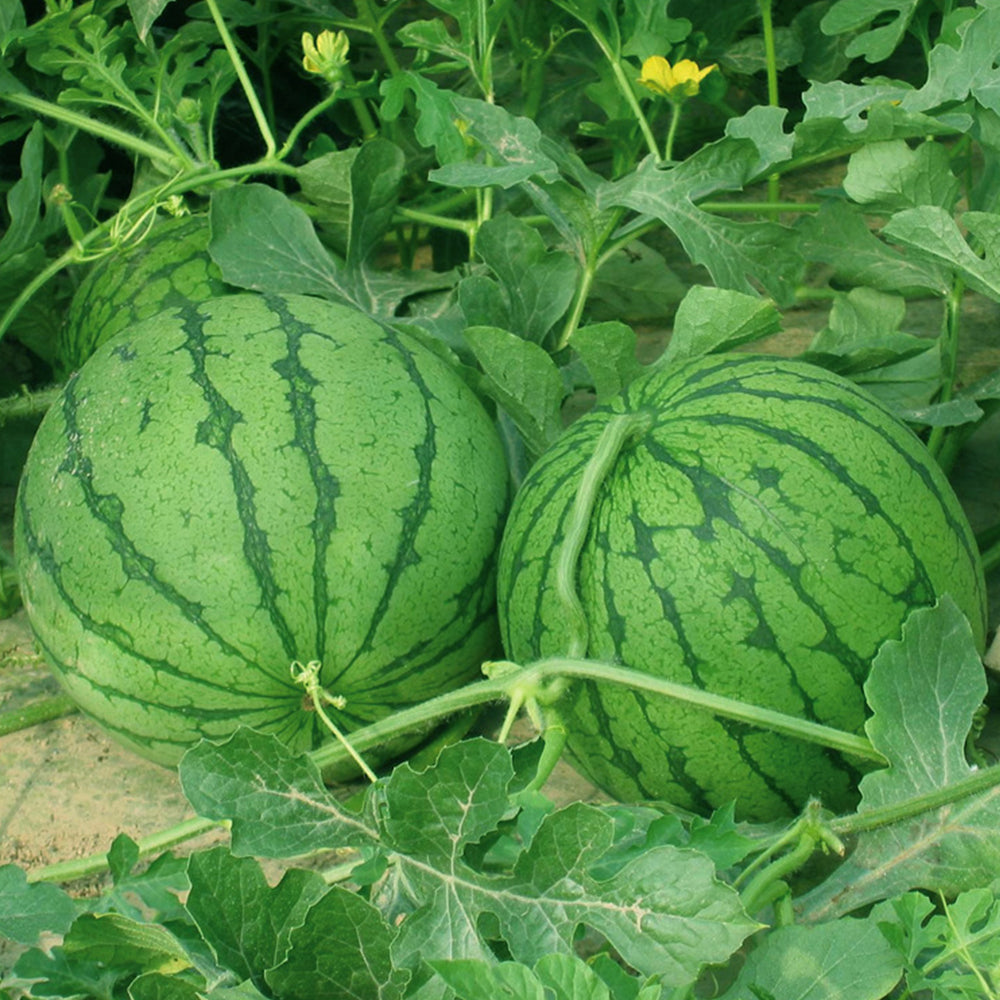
[2, 277, 999, 893]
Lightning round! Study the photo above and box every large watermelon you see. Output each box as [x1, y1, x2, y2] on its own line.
[58, 213, 230, 374]
[16, 292, 509, 767]
[497, 353, 987, 821]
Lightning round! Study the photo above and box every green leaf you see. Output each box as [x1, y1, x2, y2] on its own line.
[843, 139, 961, 214]
[182, 735, 754, 991]
[463, 325, 566, 457]
[385, 741, 757, 988]
[179, 728, 381, 859]
[801, 597, 1000, 921]
[430, 97, 561, 189]
[396, 19, 474, 72]
[297, 147, 357, 254]
[797, 81, 953, 146]
[346, 138, 405, 271]
[127, 0, 171, 41]
[13, 945, 124, 999]
[820, 0, 920, 62]
[0, 863, 78, 945]
[185, 848, 328, 989]
[587, 240, 686, 323]
[620, 0, 690, 60]
[431, 958, 546, 1000]
[570, 321, 642, 401]
[895, 396, 983, 428]
[0, 0, 26, 50]
[95, 841, 190, 924]
[474, 214, 578, 344]
[61, 912, 193, 975]
[803, 287, 943, 413]
[807, 288, 923, 371]
[718, 914, 903, 1000]
[659, 285, 782, 367]
[796, 201, 949, 296]
[379, 71, 467, 166]
[431, 953, 618, 1000]
[882, 206, 1000, 302]
[458, 271, 511, 329]
[874, 886, 1000, 998]
[900, 4, 1000, 116]
[128, 970, 205, 1000]
[599, 149, 802, 305]
[209, 184, 441, 317]
[722, 27, 804, 76]
[724, 105, 794, 179]
[265, 886, 408, 1000]
[209, 185, 351, 301]
[0, 121, 44, 265]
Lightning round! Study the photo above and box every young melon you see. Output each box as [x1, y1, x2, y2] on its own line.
[497, 353, 987, 821]
[17, 293, 509, 767]
[58, 214, 230, 374]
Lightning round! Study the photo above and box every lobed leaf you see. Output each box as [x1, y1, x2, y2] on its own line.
[473, 214, 578, 344]
[820, 0, 919, 63]
[0, 863, 78, 945]
[463, 325, 566, 457]
[796, 201, 949, 297]
[658, 285, 781, 367]
[718, 913, 903, 1000]
[800, 597, 1000, 921]
[599, 149, 802, 305]
[265, 886, 408, 1000]
[185, 848, 328, 990]
[179, 728, 381, 859]
[882, 206, 1000, 303]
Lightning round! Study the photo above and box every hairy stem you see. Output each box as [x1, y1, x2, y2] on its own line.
[0, 694, 78, 737]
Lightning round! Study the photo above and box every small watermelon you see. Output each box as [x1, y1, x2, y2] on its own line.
[497, 353, 987, 821]
[58, 214, 230, 374]
[16, 292, 509, 767]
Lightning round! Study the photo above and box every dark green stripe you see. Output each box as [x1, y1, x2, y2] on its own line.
[265, 295, 342, 667]
[329, 327, 438, 681]
[179, 301, 300, 665]
[20, 378, 289, 695]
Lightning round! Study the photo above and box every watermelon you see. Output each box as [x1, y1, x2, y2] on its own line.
[497, 353, 987, 821]
[16, 292, 509, 767]
[58, 213, 230, 374]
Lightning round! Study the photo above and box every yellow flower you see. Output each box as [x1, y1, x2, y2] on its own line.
[302, 29, 350, 84]
[638, 56, 716, 101]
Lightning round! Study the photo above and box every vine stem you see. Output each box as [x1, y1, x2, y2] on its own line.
[203, 0, 277, 157]
[31, 817, 227, 884]
[828, 761, 1000, 837]
[758, 0, 781, 203]
[555, 413, 651, 657]
[0, 385, 63, 423]
[291, 660, 378, 783]
[304, 656, 886, 774]
[0, 694, 77, 737]
[32, 651, 1000, 884]
[0, 91, 185, 169]
[927, 275, 965, 462]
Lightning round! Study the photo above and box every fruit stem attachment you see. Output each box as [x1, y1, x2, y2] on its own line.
[291, 660, 378, 783]
[556, 412, 652, 658]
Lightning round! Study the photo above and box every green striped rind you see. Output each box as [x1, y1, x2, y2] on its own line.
[58, 214, 230, 374]
[17, 293, 509, 766]
[497, 354, 987, 821]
